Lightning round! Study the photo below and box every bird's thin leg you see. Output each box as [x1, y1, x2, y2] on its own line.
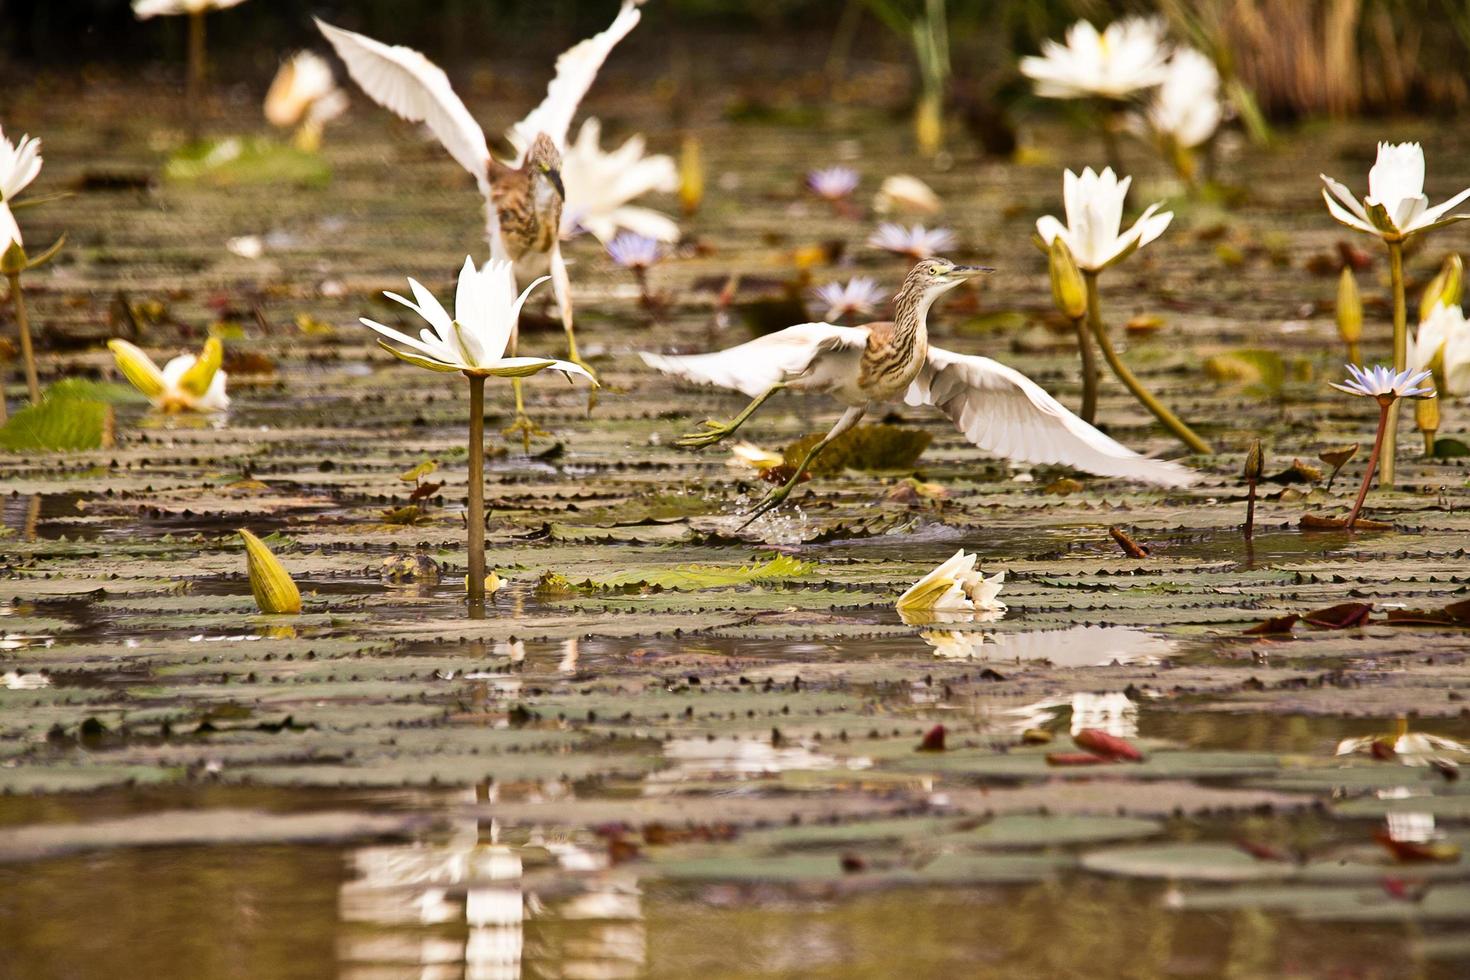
[551, 244, 597, 412]
[502, 320, 548, 452]
[739, 406, 865, 529]
[677, 383, 785, 449]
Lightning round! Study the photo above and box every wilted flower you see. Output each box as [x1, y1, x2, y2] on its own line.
[1144, 48, 1221, 149]
[1331, 363, 1434, 401]
[896, 549, 1006, 615]
[1411, 303, 1470, 396]
[560, 118, 679, 243]
[1322, 143, 1470, 241]
[806, 165, 860, 201]
[873, 174, 940, 215]
[361, 256, 593, 380]
[812, 276, 884, 322]
[264, 51, 347, 150]
[108, 337, 230, 412]
[0, 127, 43, 252]
[605, 231, 666, 271]
[133, 0, 247, 17]
[867, 222, 957, 259]
[1020, 17, 1171, 101]
[1035, 167, 1172, 272]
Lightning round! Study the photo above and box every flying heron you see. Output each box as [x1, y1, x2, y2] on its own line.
[316, 1, 647, 445]
[642, 258, 1197, 527]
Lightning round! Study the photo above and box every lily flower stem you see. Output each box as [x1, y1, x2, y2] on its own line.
[466, 374, 487, 609]
[1244, 477, 1257, 540]
[1071, 313, 1098, 423]
[187, 10, 207, 142]
[1347, 398, 1393, 530]
[1381, 239, 1406, 488]
[1083, 271, 1212, 454]
[8, 271, 40, 404]
[1099, 105, 1125, 182]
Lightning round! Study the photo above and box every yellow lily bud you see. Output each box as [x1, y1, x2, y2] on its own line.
[107, 339, 167, 400]
[178, 337, 223, 399]
[1, 241, 26, 276]
[240, 528, 303, 614]
[1417, 389, 1440, 455]
[1337, 267, 1362, 363]
[1420, 254, 1463, 321]
[678, 135, 703, 216]
[1048, 238, 1088, 320]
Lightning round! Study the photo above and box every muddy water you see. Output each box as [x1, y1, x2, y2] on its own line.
[3, 59, 1470, 977]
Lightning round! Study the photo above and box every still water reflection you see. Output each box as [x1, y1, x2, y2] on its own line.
[919, 624, 1174, 666]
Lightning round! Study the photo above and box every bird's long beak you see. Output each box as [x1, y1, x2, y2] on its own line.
[950, 265, 994, 279]
[547, 168, 566, 200]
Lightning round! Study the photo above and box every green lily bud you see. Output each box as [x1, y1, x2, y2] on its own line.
[1, 241, 26, 276]
[1337, 267, 1362, 345]
[1419, 254, 1463, 321]
[1048, 238, 1087, 320]
[240, 528, 302, 615]
[1243, 439, 1264, 482]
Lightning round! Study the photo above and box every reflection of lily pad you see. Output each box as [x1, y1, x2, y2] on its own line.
[650, 850, 1068, 885]
[739, 813, 1161, 851]
[1084, 841, 1470, 884]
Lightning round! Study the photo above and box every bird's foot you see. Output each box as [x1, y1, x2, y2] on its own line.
[738, 480, 799, 530]
[502, 412, 550, 453]
[676, 418, 741, 449]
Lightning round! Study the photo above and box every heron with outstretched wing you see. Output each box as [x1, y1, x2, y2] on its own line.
[317, 1, 646, 445]
[642, 258, 1197, 527]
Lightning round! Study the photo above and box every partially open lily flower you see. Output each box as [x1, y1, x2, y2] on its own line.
[1021, 17, 1171, 101]
[1322, 143, 1470, 241]
[896, 549, 1006, 615]
[361, 256, 595, 381]
[560, 118, 679, 243]
[109, 337, 229, 412]
[867, 222, 957, 260]
[1036, 167, 1173, 272]
[0, 126, 43, 252]
[812, 276, 884, 322]
[1143, 48, 1221, 150]
[1412, 303, 1470, 396]
[873, 174, 940, 215]
[1338, 724, 1467, 767]
[133, 0, 248, 17]
[265, 51, 348, 149]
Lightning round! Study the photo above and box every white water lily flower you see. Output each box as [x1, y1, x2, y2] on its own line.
[362, 256, 596, 381]
[0, 126, 42, 251]
[896, 549, 1006, 614]
[133, 0, 248, 17]
[812, 276, 884, 321]
[1322, 142, 1470, 241]
[1144, 48, 1221, 149]
[1338, 729, 1467, 767]
[265, 51, 346, 129]
[1411, 303, 1470, 396]
[559, 118, 679, 243]
[1036, 167, 1173, 272]
[867, 222, 957, 259]
[874, 174, 941, 215]
[806, 166, 860, 201]
[726, 441, 784, 472]
[108, 338, 230, 412]
[1021, 17, 1171, 101]
[1330, 363, 1434, 401]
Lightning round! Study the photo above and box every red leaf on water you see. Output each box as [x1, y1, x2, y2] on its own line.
[1045, 752, 1113, 767]
[1235, 839, 1294, 863]
[840, 853, 867, 874]
[1073, 728, 1144, 762]
[1244, 614, 1300, 635]
[1374, 829, 1463, 864]
[1381, 876, 1431, 902]
[1301, 601, 1373, 630]
[917, 724, 946, 752]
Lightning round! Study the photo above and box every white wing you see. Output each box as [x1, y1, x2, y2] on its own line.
[507, 0, 644, 161]
[641, 324, 865, 398]
[316, 18, 491, 193]
[907, 347, 1198, 487]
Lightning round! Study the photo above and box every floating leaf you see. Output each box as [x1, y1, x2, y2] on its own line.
[1302, 602, 1373, 630]
[0, 389, 114, 451]
[1244, 614, 1300, 635]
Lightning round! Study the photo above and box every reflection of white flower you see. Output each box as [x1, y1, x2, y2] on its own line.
[560, 118, 679, 243]
[1322, 142, 1470, 240]
[1386, 811, 1438, 843]
[1068, 691, 1138, 738]
[1021, 17, 1171, 101]
[1144, 48, 1221, 149]
[896, 549, 1006, 614]
[1411, 303, 1470, 396]
[1035, 167, 1172, 272]
[920, 629, 991, 659]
